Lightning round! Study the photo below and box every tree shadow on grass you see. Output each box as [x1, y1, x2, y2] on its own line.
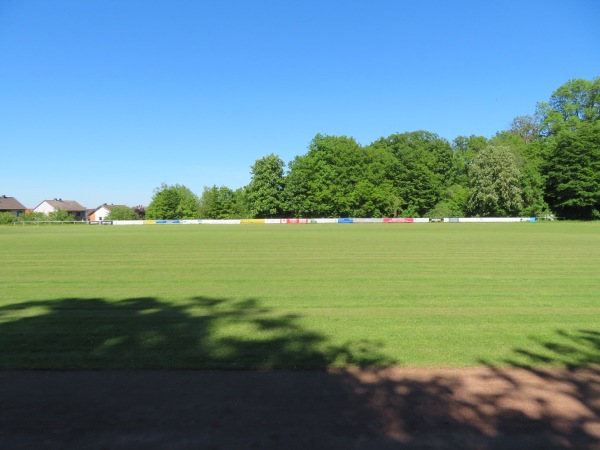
[506, 329, 600, 370]
[0, 296, 394, 369]
[0, 298, 598, 449]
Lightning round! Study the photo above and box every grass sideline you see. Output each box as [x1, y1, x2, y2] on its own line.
[0, 222, 599, 369]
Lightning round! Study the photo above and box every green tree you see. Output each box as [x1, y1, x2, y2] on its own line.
[199, 185, 223, 219]
[232, 188, 250, 219]
[537, 77, 600, 137]
[0, 212, 16, 224]
[284, 152, 316, 218]
[198, 185, 243, 219]
[48, 209, 74, 221]
[519, 162, 550, 217]
[467, 145, 524, 216]
[370, 131, 454, 217]
[176, 191, 201, 219]
[545, 121, 600, 220]
[426, 184, 469, 217]
[14, 211, 46, 222]
[285, 134, 390, 218]
[286, 132, 454, 218]
[145, 183, 200, 220]
[246, 154, 286, 218]
[451, 135, 488, 187]
[106, 206, 139, 221]
[489, 131, 549, 217]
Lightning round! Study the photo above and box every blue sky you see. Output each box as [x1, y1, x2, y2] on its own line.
[1, 0, 599, 209]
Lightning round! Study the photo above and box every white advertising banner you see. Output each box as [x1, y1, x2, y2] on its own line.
[111, 217, 535, 226]
[353, 218, 384, 223]
[112, 220, 144, 226]
[201, 220, 241, 225]
[458, 217, 532, 223]
[312, 218, 338, 224]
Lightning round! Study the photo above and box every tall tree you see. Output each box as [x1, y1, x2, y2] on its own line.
[246, 154, 286, 218]
[508, 115, 539, 144]
[467, 145, 523, 216]
[370, 131, 454, 217]
[285, 135, 357, 217]
[285, 153, 314, 218]
[537, 77, 600, 136]
[489, 131, 552, 217]
[145, 183, 200, 220]
[198, 185, 243, 219]
[519, 162, 549, 217]
[451, 135, 488, 187]
[231, 188, 250, 219]
[285, 134, 394, 218]
[545, 121, 600, 220]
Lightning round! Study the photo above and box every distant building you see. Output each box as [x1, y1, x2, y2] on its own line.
[0, 195, 26, 216]
[33, 199, 87, 221]
[89, 204, 128, 221]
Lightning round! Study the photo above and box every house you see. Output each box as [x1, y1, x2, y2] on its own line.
[89, 204, 128, 221]
[33, 199, 87, 221]
[0, 196, 26, 216]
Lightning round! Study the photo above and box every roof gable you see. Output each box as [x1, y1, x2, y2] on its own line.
[41, 199, 86, 211]
[90, 204, 128, 214]
[0, 196, 26, 211]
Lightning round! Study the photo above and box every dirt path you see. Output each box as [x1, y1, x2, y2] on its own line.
[1, 367, 598, 449]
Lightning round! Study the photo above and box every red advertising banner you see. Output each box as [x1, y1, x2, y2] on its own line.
[280, 219, 309, 224]
[383, 218, 414, 223]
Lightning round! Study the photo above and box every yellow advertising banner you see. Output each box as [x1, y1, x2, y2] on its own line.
[240, 219, 266, 224]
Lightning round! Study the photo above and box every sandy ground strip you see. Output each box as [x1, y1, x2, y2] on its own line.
[0, 367, 598, 449]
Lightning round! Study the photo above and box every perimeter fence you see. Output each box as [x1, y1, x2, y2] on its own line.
[102, 217, 540, 226]
[10, 217, 546, 226]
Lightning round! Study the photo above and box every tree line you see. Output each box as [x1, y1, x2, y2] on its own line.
[158, 77, 591, 221]
[9, 77, 591, 224]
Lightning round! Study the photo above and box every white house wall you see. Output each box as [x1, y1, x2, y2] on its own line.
[33, 201, 55, 215]
[94, 206, 111, 221]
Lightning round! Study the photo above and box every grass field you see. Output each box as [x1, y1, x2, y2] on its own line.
[0, 222, 599, 369]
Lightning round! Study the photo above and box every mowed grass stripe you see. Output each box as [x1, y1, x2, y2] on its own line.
[0, 222, 598, 368]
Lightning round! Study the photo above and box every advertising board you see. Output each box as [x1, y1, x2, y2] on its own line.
[312, 218, 338, 224]
[201, 220, 241, 225]
[353, 218, 384, 223]
[112, 220, 144, 226]
[280, 218, 309, 224]
[383, 218, 414, 223]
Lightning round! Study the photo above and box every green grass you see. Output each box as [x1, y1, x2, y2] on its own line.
[1, 222, 599, 369]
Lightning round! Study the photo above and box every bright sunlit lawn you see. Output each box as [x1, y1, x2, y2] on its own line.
[0, 222, 598, 369]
